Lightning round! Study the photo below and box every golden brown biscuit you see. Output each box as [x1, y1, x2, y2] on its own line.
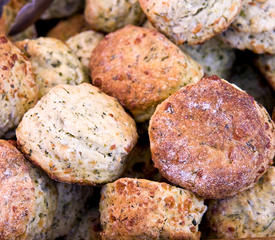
[47, 14, 91, 42]
[90, 25, 203, 122]
[100, 178, 206, 240]
[149, 76, 275, 199]
[0, 35, 38, 138]
[0, 140, 57, 239]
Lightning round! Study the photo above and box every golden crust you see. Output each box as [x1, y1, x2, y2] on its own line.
[0, 140, 35, 240]
[100, 178, 206, 240]
[149, 76, 275, 199]
[90, 25, 203, 122]
[47, 14, 91, 41]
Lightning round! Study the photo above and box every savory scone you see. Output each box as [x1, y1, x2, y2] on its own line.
[0, 35, 38, 138]
[0, 139, 57, 240]
[100, 178, 207, 240]
[207, 166, 275, 238]
[180, 37, 236, 78]
[41, 0, 85, 19]
[16, 83, 138, 185]
[66, 208, 101, 240]
[255, 54, 275, 91]
[47, 14, 91, 42]
[85, 0, 145, 33]
[232, 0, 275, 33]
[46, 183, 92, 239]
[66, 30, 104, 73]
[90, 25, 203, 122]
[139, 0, 243, 45]
[221, 27, 275, 54]
[16, 37, 88, 99]
[149, 76, 275, 199]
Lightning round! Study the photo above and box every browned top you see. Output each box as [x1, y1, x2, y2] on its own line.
[149, 76, 275, 199]
[0, 140, 35, 239]
[90, 25, 202, 120]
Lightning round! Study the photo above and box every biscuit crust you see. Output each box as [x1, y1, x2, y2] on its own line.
[149, 76, 275, 199]
[139, 0, 243, 45]
[100, 178, 206, 240]
[0, 35, 38, 137]
[90, 25, 203, 122]
[16, 83, 138, 185]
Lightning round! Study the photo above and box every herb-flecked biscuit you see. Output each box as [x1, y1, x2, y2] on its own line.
[232, 0, 275, 33]
[221, 27, 275, 54]
[139, 0, 243, 45]
[90, 25, 203, 122]
[16, 83, 138, 185]
[85, 0, 145, 33]
[41, 0, 84, 19]
[0, 140, 57, 240]
[66, 208, 101, 240]
[66, 30, 104, 73]
[180, 37, 236, 78]
[149, 76, 275, 199]
[16, 37, 88, 99]
[207, 166, 275, 238]
[100, 178, 207, 240]
[47, 14, 91, 42]
[46, 183, 91, 239]
[0, 35, 38, 138]
[255, 54, 275, 91]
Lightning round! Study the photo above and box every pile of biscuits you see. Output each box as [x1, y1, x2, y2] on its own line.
[0, 0, 274, 239]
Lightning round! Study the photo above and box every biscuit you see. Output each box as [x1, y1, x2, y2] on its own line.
[0, 140, 57, 239]
[149, 76, 275, 199]
[85, 0, 145, 33]
[66, 30, 104, 73]
[207, 166, 275, 238]
[66, 208, 101, 240]
[0, 35, 38, 138]
[16, 37, 88, 99]
[100, 178, 207, 240]
[221, 27, 275, 54]
[47, 14, 91, 42]
[46, 183, 92, 239]
[41, 0, 85, 19]
[16, 83, 138, 185]
[255, 54, 275, 91]
[90, 25, 203, 122]
[232, 0, 275, 33]
[180, 37, 236, 78]
[139, 0, 243, 45]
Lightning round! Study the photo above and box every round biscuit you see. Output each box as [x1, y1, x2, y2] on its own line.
[149, 76, 275, 199]
[16, 83, 138, 185]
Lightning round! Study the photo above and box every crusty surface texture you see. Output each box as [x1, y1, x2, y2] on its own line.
[66, 30, 104, 73]
[0, 35, 38, 138]
[0, 140, 57, 240]
[180, 37, 236, 79]
[16, 37, 88, 99]
[85, 0, 145, 33]
[221, 27, 275, 54]
[100, 178, 206, 240]
[255, 54, 275, 91]
[47, 14, 91, 42]
[149, 76, 275, 199]
[90, 25, 203, 122]
[46, 183, 91, 239]
[41, 0, 84, 19]
[16, 83, 138, 185]
[66, 208, 102, 240]
[207, 166, 275, 238]
[232, 0, 275, 33]
[0, 140, 35, 239]
[139, 0, 242, 45]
